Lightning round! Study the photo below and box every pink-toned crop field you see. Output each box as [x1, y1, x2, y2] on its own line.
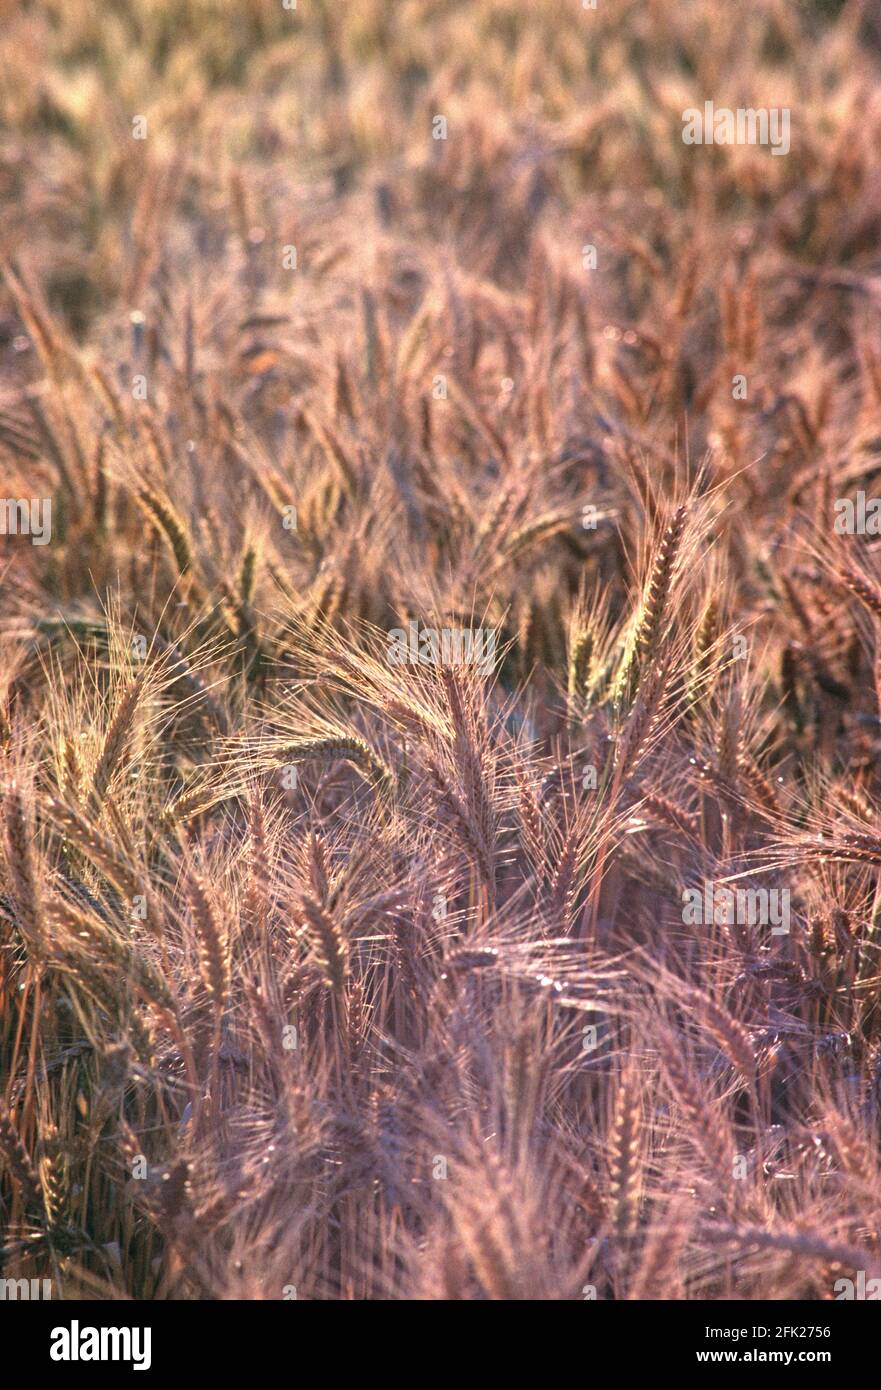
[2, 0, 881, 1304]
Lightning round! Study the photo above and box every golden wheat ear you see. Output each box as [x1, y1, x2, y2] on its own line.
[612, 503, 688, 709]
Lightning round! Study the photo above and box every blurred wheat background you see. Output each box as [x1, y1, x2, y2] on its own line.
[2, 0, 881, 1299]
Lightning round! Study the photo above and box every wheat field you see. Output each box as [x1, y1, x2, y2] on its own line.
[2, 0, 881, 1301]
